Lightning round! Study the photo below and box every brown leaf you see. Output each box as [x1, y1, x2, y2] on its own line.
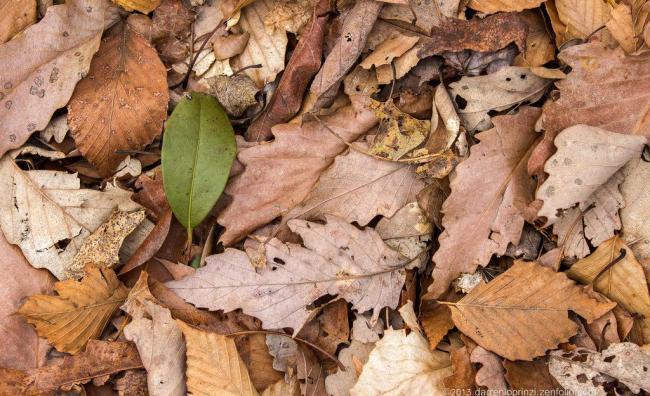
[620, 158, 650, 260]
[297, 344, 326, 396]
[605, 3, 636, 53]
[428, 107, 540, 298]
[0, 0, 36, 43]
[504, 359, 562, 391]
[513, 10, 556, 67]
[448, 261, 615, 360]
[420, 300, 454, 350]
[0, 0, 110, 158]
[133, 168, 169, 219]
[554, 0, 613, 45]
[119, 210, 173, 275]
[68, 22, 169, 177]
[217, 98, 376, 245]
[18, 265, 128, 354]
[468, 0, 545, 13]
[213, 32, 250, 60]
[0, 340, 142, 394]
[247, 4, 329, 141]
[471, 346, 507, 391]
[360, 34, 419, 69]
[531, 43, 650, 176]
[443, 343, 477, 393]
[113, 0, 161, 13]
[206, 73, 259, 117]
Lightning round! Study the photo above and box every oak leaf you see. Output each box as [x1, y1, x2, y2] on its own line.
[471, 347, 507, 391]
[0, 0, 36, 43]
[168, 216, 406, 334]
[18, 265, 128, 354]
[620, 158, 650, 260]
[68, 22, 169, 177]
[0, 0, 110, 158]
[447, 261, 615, 361]
[428, 107, 540, 298]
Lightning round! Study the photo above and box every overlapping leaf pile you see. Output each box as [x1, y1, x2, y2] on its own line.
[1, 0, 650, 394]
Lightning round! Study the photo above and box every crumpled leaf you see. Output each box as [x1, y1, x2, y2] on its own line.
[359, 34, 419, 69]
[217, 98, 377, 245]
[568, 237, 650, 344]
[122, 272, 186, 396]
[367, 99, 430, 160]
[448, 261, 615, 361]
[620, 158, 650, 260]
[549, 343, 650, 394]
[468, 0, 545, 13]
[0, 0, 109, 158]
[448, 67, 549, 132]
[168, 215, 406, 334]
[0, 340, 142, 394]
[112, 0, 161, 13]
[68, 22, 169, 177]
[428, 107, 540, 298]
[0, 0, 37, 43]
[206, 73, 259, 117]
[18, 265, 128, 354]
[308, 0, 383, 109]
[177, 320, 259, 396]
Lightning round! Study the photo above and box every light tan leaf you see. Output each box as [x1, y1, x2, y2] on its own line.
[0, 0, 37, 43]
[217, 98, 376, 245]
[68, 22, 169, 177]
[325, 340, 375, 396]
[448, 261, 615, 361]
[112, 0, 161, 13]
[536, 125, 646, 226]
[549, 343, 650, 394]
[177, 321, 259, 396]
[621, 158, 650, 260]
[262, 376, 300, 396]
[0, 0, 110, 158]
[379, 0, 457, 32]
[351, 313, 384, 344]
[18, 265, 128, 354]
[0, 154, 141, 280]
[555, 0, 613, 43]
[360, 34, 419, 69]
[234, 0, 288, 88]
[375, 45, 422, 84]
[350, 328, 452, 395]
[468, 0, 545, 13]
[263, 0, 313, 34]
[448, 67, 549, 132]
[168, 215, 406, 334]
[606, 3, 636, 53]
[471, 346, 507, 391]
[375, 202, 432, 269]
[513, 10, 556, 67]
[567, 237, 650, 344]
[428, 107, 540, 298]
[122, 272, 186, 396]
[39, 114, 69, 143]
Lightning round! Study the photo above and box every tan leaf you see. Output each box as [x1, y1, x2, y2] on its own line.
[112, 0, 161, 13]
[0, 0, 36, 43]
[555, 0, 613, 43]
[206, 73, 259, 117]
[262, 376, 300, 396]
[471, 346, 507, 391]
[367, 99, 430, 160]
[0, 0, 110, 158]
[217, 98, 376, 245]
[18, 265, 128, 354]
[168, 215, 406, 334]
[68, 22, 169, 177]
[263, 0, 314, 34]
[504, 359, 562, 391]
[448, 67, 549, 132]
[567, 237, 650, 344]
[375, 44, 422, 84]
[549, 343, 650, 394]
[468, 0, 545, 13]
[375, 202, 432, 269]
[428, 107, 540, 298]
[68, 209, 145, 279]
[39, 114, 69, 143]
[513, 10, 556, 67]
[379, 0, 457, 33]
[0, 340, 142, 394]
[420, 301, 454, 350]
[325, 341, 375, 396]
[360, 34, 419, 69]
[350, 328, 452, 395]
[621, 158, 650, 260]
[448, 261, 615, 361]
[177, 321, 259, 396]
[606, 3, 636, 53]
[0, 232, 54, 371]
[122, 272, 186, 396]
[0, 153, 141, 280]
[234, 0, 288, 88]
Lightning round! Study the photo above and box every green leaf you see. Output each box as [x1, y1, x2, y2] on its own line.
[162, 92, 236, 236]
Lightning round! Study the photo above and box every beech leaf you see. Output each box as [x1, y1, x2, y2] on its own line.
[162, 92, 236, 237]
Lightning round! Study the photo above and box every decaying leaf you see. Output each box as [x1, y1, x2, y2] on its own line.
[68, 22, 169, 177]
[620, 158, 650, 260]
[0, 0, 110, 158]
[428, 107, 540, 298]
[113, 0, 161, 13]
[206, 73, 259, 117]
[367, 99, 430, 160]
[18, 265, 128, 354]
[421, 301, 454, 350]
[359, 34, 419, 70]
[549, 343, 650, 395]
[448, 261, 615, 361]
[177, 321, 259, 396]
[168, 216, 406, 334]
[0, 0, 37, 43]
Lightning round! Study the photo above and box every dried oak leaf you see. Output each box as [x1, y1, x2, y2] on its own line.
[568, 237, 650, 344]
[468, 0, 545, 13]
[177, 321, 259, 396]
[68, 22, 169, 177]
[121, 272, 186, 396]
[168, 215, 406, 334]
[18, 265, 128, 354]
[0, 340, 142, 394]
[620, 158, 650, 260]
[0, 0, 36, 43]
[427, 107, 540, 298]
[448, 261, 615, 361]
[549, 343, 650, 394]
[530, 43, 650, 176]
[217, 98, 376, 245]
[0, 0, 110, 158]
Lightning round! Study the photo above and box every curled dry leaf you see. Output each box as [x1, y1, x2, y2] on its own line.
[620, 158, 650, 260]
[428, 107, 540, 298]
[0, 0, 37, 43]
[168, 216, 406, 334]
[447, 261, 615, 361]
[549, 343, 650, 395]
[18, 265, 128, 354]
[359, 34, 419, 69]
[0, 0, 109, 158]
[206, 73, 259, 117]
[177, 321, 259, 396]
[68, 22, 169, 177]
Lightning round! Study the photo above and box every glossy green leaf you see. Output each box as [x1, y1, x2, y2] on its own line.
[162, 93, 236, 236]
